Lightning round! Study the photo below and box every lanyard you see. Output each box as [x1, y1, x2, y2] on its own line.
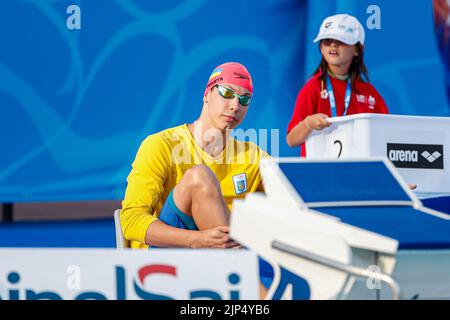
[325, 75, 351, 117]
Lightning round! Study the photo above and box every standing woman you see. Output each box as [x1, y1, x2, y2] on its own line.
[286, 14, 389, 157]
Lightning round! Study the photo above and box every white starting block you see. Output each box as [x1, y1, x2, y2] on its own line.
[305, 114, 450, 195]
[230, 158, 450, 300]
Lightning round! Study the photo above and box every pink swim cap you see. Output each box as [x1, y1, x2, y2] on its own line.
[204, 62, 253, 97]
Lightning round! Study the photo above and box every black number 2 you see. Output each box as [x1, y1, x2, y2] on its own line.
[334, 140, 343, 158]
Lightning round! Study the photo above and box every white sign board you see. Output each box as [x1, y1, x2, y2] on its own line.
[0, 248, 259, 300]
[306, 114, 450, 193]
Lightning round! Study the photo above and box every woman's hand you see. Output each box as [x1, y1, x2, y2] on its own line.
[191, 226, 240, 249]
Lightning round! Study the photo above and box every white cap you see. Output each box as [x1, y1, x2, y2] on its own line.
[313, 14, 365, 45]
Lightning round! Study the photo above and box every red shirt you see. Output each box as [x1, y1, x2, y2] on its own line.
[287, 72, 389, 157]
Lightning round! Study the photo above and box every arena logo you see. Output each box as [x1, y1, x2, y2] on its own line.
[388, 149, 418, 162]
[387, 143, 444, 169]
[0, 264, 242, 300]
[421, 151, 442, 163]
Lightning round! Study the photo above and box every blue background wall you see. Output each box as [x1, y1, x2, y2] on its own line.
[0, 0, 448, 203]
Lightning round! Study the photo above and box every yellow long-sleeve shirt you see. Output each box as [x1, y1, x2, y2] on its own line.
[121, 124, 268, 249]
